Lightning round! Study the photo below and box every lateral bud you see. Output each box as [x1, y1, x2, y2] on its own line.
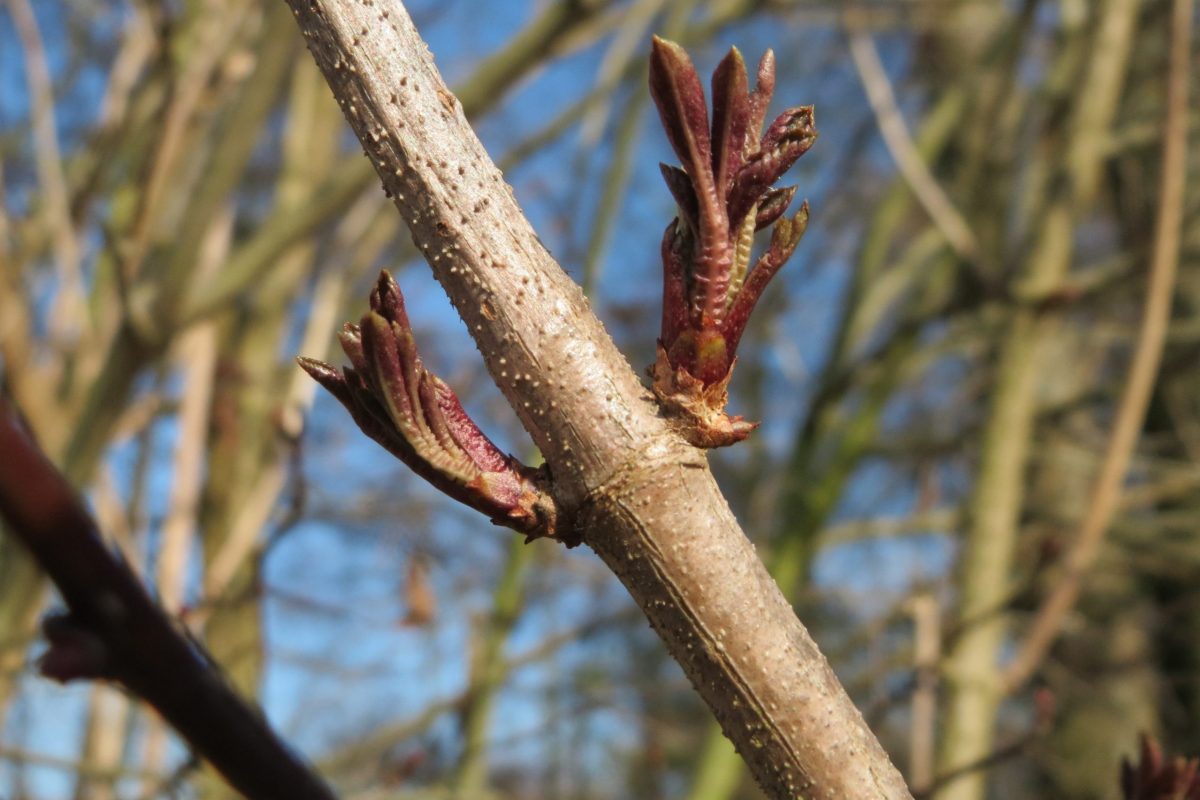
[39, 613, 114, 683]
[299, 271, 566, 544]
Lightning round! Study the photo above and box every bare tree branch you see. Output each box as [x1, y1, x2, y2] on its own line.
[283, 1, 911, 797]
[5, 0, 85, 345]
[845, 19, 978, 263]
[0, 396, 338, 800]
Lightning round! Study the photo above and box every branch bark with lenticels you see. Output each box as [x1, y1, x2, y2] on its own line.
[285, 1, 911, 797]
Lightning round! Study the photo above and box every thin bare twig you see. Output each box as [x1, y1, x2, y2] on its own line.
[1002, 0, 1193, 693]
[907, 593, 940, 794]
[912, 731, 1036, 800]
[75, 685, 132, 800]
[845, 21, 979, 262]
[119, 7, 250, 291]
[0, 743, 167, 783]
[95, 5, 158, 132]
[201, 214, 352, 608]
[158, 238, 229, 614]
[6, 0, 85, 344]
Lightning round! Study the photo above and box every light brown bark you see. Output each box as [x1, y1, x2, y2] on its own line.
[283, 1, 911, 797]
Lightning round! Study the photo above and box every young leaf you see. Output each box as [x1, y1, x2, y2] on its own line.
[755, 185, 797, 230]
[747, 49, 776, 145]
[649, 36, 713, 190]
[660, 219, 690, 349]
[710, 47, 750, 198]
[728, 106, 816, 229]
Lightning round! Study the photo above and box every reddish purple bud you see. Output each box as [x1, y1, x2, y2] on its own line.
[1121, 735, 1200, 800]
[299, 272, 563, 543]
[369, 270, 411, 328]
[647, 39, 814, 448]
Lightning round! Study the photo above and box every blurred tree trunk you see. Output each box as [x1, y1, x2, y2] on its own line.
[937, 2, 1144, 797]
[452, 538, 532, 796]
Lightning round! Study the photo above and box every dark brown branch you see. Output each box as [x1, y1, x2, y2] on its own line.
[0, 395, 338, 800]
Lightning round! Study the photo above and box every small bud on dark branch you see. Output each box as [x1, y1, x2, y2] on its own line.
[648, 37, 816, 447]
[299, 271, 564, 543]
[39, 612, 114, 683]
